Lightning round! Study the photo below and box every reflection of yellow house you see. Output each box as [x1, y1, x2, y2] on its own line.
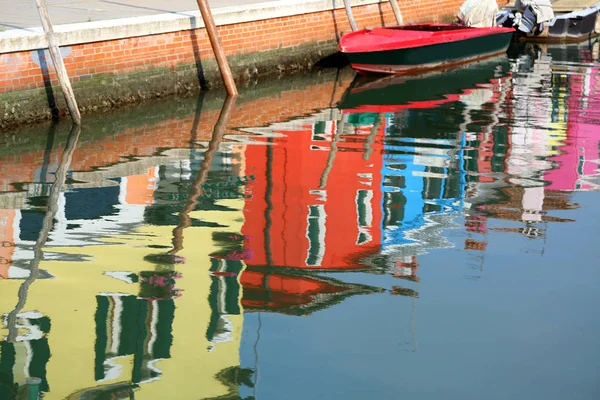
[547, 73, 569, 153]
[1, 197, 246, 400]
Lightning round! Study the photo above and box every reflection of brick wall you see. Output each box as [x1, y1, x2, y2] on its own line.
[0, 74, 354, 191]
[0, 1, 463, 94]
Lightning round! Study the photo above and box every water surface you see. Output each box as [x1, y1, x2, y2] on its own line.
[1, 41, 599, 399]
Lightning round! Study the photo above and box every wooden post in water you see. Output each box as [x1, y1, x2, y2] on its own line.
[342, 0, 358, 31]
[35, 0, 81, 125]
[389, 0, 404, 26]
[195, 0, 238, 96]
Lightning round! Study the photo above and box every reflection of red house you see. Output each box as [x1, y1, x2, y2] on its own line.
[242, 119, 385, 271]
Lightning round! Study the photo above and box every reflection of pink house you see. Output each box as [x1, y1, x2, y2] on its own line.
[546, 66, 600, 191]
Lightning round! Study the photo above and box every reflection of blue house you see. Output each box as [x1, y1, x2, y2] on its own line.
[378, 114, 466, 250]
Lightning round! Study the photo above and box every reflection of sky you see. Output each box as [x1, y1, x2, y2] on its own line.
[239, 191, 600, 399]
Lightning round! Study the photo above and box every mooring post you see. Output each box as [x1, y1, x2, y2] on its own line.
[342, 0, 358, 31]
[35, 0, 81, 125]
[26, 377, 42, 400]
[389, 0, 404, 26]
[195, 0, 238, 96]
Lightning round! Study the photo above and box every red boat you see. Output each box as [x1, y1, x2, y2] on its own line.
[339, 24, 514, 75]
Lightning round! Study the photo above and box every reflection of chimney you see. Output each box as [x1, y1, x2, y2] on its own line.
[393, 256, 419, 281]
[122, 168, 158, 205]
[521, 186, 544, 222]
[465, 239, 487, 252]
[465, 214, 488, 234]
[0, 209, 17, 279]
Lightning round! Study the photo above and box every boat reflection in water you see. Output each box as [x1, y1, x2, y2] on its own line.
[0, 44, 599, 399]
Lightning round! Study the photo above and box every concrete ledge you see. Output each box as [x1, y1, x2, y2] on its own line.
[0, 0, 388, 54]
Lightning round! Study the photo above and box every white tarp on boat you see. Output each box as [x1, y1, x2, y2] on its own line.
[515, 0, 555, 23]
[457, 0, 499, 27]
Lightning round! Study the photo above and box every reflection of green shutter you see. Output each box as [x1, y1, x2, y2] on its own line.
[348, 113, 378, 127]
[206, 260, 243, 342]
[0, 341, 16, 396]
[357, 190, 369, 227]
[152, 300, 175, 359]
[384, 192, 406, 227]
[131, 299, 148, 384]
[95, 295, 176, 384]
[222, 276, 241, 315]
[94, 296, 109, 380]
[28, 338, 51, 392]
[119, 296, 140, 356]
[314, 121, 326, 135]
[306, 205, 322, 266]
[206, 277, 221, 342]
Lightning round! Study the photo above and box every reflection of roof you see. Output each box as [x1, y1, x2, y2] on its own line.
[241, 270, 383, 316]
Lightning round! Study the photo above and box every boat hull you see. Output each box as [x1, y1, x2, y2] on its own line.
[345, 31, 513, 75]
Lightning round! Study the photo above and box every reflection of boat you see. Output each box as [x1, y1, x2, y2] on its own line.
[337, 56, 511, 113]
[338, 24, 514, 75]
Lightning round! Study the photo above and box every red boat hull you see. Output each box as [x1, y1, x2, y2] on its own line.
[339, 24, 514, 75]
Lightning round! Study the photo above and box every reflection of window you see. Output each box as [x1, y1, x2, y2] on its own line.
[356, 190, 373, 245]
[383, 192, 406, 228]
[18, 210, 45, 242]
[94, 295, 174, 384]
[306, 205, 326, 266]
[65, 185, 121, 221]
[312, 121, 335, 142]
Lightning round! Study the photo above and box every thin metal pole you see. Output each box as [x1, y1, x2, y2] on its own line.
[35, 0, 81, 125]
[389, 0, 404, 26]
[342, 0, 358, 31]
[195, 0, 238, 96]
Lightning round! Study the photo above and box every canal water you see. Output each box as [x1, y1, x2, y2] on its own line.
[1, 41, 599, 399]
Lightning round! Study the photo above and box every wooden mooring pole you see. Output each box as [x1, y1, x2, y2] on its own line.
[342, 0, 358, 31]
[196, 0, 238, 96]
[389, 0, 404, 26]
[35, 0, 81, 125]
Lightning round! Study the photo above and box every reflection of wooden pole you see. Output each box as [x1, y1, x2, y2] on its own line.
[196, 0, 238, 96]
[389, 0, 404, 26]
[35, 0, 81, 125]
[319, 116, 345, 188]
[6, 124, 81, 341]
[343, 0, 358, 31]
[169, 95, 237, 254]
[363, 113, 381, 161]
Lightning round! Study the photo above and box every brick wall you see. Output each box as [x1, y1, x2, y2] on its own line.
[0, 0, 463, 95]
[0, 70, 356, 191]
